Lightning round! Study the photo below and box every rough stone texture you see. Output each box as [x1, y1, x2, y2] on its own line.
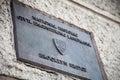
[0, 75, 19, 80]
[0, 0, 120, 80]
[0, 0, 4, 5]
[77, 0, 120, 19]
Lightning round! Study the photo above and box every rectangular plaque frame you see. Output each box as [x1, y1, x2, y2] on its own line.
[11, 1, 107, 80]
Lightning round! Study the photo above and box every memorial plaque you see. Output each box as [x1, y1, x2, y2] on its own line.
[11, 1, 107, 80]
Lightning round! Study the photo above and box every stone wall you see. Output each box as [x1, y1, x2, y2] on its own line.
[0, 0, 120, 80]
[0, 75, 18, 80]
[73, 0, 120, 18]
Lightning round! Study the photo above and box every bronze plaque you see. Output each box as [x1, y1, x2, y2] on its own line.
[11, 1, 106, 80]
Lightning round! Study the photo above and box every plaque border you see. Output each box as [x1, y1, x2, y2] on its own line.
[10, 0, 108, 80]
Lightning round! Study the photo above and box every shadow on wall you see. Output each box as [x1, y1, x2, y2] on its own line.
[0, 75, 19, 80]
[116, 0, 120, 17]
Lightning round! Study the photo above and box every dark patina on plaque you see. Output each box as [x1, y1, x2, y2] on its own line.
[11, 1, 107, 80]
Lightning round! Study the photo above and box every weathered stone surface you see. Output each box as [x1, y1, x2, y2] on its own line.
[0, 0, 120, 80]
[74, 0, 120, 19]
[0, 75, 18, 80]
[0, 0, 4, 5]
